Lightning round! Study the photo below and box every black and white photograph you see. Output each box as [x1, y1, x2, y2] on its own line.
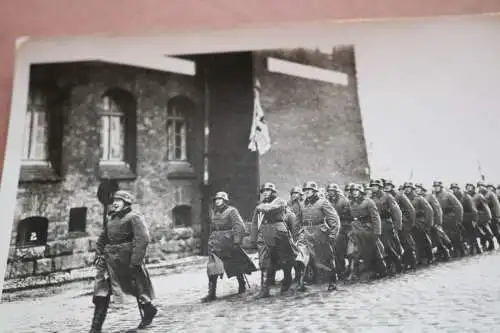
[0, 14, 500, 332]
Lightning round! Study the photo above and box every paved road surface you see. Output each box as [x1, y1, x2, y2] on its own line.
[1, 251, 500, 332]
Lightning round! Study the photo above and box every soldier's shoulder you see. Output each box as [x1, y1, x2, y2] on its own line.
[364, 198, 377, 206]
[126, 210, 145, 221]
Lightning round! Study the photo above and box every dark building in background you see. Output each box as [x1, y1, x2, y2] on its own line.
[5, 46, 368, 283]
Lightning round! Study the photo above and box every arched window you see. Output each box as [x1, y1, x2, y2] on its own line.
[98, 88, 137, 174]
[166, 96, 194, 162]
[16, 216, 49, 247]
[22, 89, 49, 165]
[99, 95, 126, 164]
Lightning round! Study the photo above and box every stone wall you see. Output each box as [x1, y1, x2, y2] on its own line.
[6, 62, 205, 281]
[254, 46, 370, 194]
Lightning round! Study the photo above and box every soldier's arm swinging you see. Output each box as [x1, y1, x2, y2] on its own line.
[368, 200, 382, 236]
[388, 195, 403, 231]
[448, 193, 464, 223]
[321, 201, 340, 239]
[467, 194, 479, 222]
[491, 194, 500, 220]
[129, 213, 151, 268]
[421, 198, 434, 228]
[229, 208, 246, 245]
[400, 195, 416, 230]
[479, 195, 493, 220]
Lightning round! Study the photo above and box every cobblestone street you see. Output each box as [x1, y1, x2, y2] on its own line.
[2, 251, 500, 333]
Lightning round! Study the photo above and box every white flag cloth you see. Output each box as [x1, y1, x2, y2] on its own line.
[248, 88, 271, 155]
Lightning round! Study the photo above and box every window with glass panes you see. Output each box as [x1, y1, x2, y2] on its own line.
[166, 102, 188, 161]
[99, 96, 126, 164]
[23, 89, 49, 164]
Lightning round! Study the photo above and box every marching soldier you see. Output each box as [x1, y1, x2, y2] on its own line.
[415, 183, 451, 261]
[384, 179, 417, 270]
[450, 183, 481, 255]
[433, 181, 465, 257]
[403, 183, 434, 265]
[288, 186, 303, 230]
[466, 183, 495, 251]
[478, 181, 500, 246]
[202, 191, 257, 303]
[251, 182, 297, 298]
[288, 186, 304, 283]
[326, 183, 353, 279]
[89, 190, 157, 333]
[346, 184, 387, 281]
[370, 179, 404, 274]
[295, 181, 340, 292]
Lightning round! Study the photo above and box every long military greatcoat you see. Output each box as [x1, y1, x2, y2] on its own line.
[472, 192, 492, 226]
[348, 196, 384, 262]
[207, 204, 257, 278]
[93, 207, 155, 305]
[295, 194, 340, 274]
[371, 191, 403, 257]
[423, 192, 452, 248]
[389, 190, 416, 251]
[483, 190, 500, 220]
[407, 193, 433, 231]
[425, 193, 443, 226]
[329, 193, 352, 265]
[453, 190, 478, 227]
[251, 197, 298, 271]
[435, 191, 464, 227]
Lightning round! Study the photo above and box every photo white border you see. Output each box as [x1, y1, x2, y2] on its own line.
[1, 13, 499, 293]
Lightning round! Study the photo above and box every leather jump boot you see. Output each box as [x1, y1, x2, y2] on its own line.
[280, 267, 293, 294]
[137, 302, 158, 329]
[88, 296, 110, 333]
[237, 274, 246, 294]
[201, 275, 218, 303]
[256, 270, 271, 298]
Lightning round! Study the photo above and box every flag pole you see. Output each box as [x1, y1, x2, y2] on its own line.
[200, 59, 211, 255]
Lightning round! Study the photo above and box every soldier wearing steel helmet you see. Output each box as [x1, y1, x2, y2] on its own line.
[415, 183, 451, 262]
[201, 191, 257, 303]
[478, 181, 500, 246]
[250, 182, 297, 298]
[89, 190, 158, 332]
[370, 179, 404, 274]
[403, 182, 434, 266]
[466, 183, 494, 251]
[433, 180, 465, 258]
[346, 184, 387, 281]
[450, 183, 481, 255]
[294, 181, 340, 292]
[326, 183, 352, 280]
[384, 179, 417, 270]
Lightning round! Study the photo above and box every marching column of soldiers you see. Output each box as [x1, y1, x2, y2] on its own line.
[86, 178, 500, 332]
[202, 179, 500, 301]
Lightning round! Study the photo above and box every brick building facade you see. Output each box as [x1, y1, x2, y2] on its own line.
[4, 46, 368, 283]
